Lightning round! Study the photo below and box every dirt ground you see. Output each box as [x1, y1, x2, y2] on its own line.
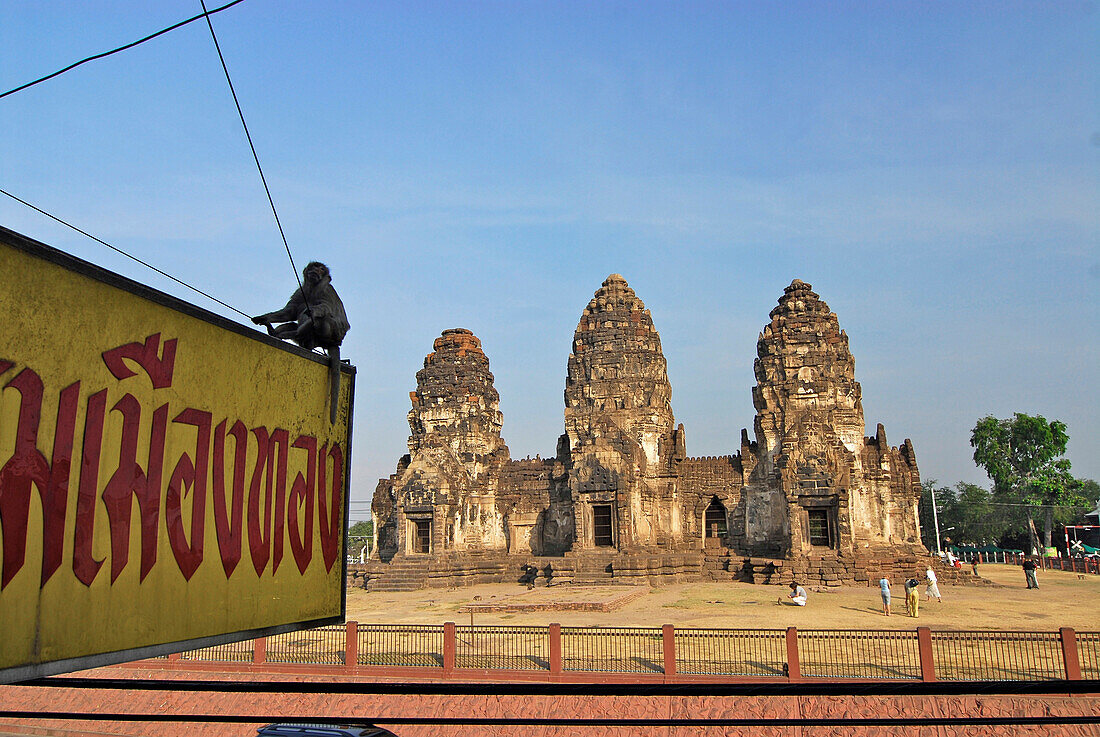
[346, 563, 1100, 631]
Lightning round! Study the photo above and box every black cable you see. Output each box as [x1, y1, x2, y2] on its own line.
[0, 186, 251, 319]
[199, 0, 304, 294]
[0, 0, 248, 100]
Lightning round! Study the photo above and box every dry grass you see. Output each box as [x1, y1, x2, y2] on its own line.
[346, 563, 1100, 632]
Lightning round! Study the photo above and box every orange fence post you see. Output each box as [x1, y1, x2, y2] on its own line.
[916, 627, 936, 682]
[1060, 627, 1082, 680]
[785, 627, 800, 681]
[253, 637, 266, 665]
[443, 621, 456, 676]
[345, 621, 358, 672]
[549, 623, 562, 676]
[662, 624, 676, 677]
[167, 650, 181, 661]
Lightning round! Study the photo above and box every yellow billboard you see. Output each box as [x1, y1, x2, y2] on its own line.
[0, 226, 353, 683]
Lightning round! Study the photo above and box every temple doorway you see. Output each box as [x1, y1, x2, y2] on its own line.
[593, 504, 614, 547]
[704, 497, 727, 538]
[411, 518, 432, 554]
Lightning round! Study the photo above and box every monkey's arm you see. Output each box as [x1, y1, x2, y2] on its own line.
[252, 288, 305, 326]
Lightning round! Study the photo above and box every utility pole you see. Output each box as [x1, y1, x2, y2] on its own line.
[930, 485, 942, 556]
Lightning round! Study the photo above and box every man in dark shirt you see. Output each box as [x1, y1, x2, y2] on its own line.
[1022, 557, 1039, 589]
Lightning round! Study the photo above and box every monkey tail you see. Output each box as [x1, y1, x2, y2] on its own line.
[327, 346, 341, 424]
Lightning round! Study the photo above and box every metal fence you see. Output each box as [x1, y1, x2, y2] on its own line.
[931, 631, 1064, 681]
[163, 625, 1094, 682]
[799, 629, 921, 680]
[674, 628, 786, 677]
[357, 624, 444, 668]
[957, 551, 1100, 575]
[267, 625, 346, 665]
[560, 626, 664, 673]
[455, 625, 549, 670]
[179, 638, 252, 663]
[1074, 631, 1100, 680]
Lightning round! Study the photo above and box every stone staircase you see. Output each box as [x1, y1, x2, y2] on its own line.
[702, 548, 744, 581]
[364, 555, 432, 592]
[564, 550, 706, 585]
[569, 552, 619, 584]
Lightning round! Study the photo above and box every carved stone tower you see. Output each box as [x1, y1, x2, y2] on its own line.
[407, 328, 506, 469]
[374, 328, 510, 558]
[560, 274, 682, 551]
[752, 279, 864, 456]
[741, 280, 921, 557]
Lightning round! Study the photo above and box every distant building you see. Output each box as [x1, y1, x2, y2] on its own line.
[368, 276, 943, 590]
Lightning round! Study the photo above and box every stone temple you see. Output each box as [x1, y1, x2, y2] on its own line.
[366, 276, 949, 590]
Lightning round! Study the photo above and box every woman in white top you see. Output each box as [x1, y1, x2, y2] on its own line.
[925, 567, 942, 602]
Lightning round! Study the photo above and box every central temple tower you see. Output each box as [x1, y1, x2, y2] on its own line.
[559, 274, 683, 551]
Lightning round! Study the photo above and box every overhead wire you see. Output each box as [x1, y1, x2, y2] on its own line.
[0, 186, 251, 319]
[198, 0, 303, 293]
[2, 0, 304, 321]
[0, 0, 259, 320]
[0, 0, 248, 100]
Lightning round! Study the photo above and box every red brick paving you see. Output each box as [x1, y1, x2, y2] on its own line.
[1, 664, 1097, 737]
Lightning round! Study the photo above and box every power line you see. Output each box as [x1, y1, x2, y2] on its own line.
[0, 0, 248, 100]
[0, 186, 250, 319]
[198, 0, 303, 294]
[4, 0, 303, 305]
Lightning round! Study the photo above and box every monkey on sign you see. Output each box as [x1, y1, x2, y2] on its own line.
[252, 261, 350, 423]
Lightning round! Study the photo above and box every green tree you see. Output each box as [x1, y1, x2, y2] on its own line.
[1080, 479, 1100, 508]
[347, 519, 373, 560]
[348, 520, 373, 537]
[919, 480, 1016, 551]
[970, 413, 1086, 553]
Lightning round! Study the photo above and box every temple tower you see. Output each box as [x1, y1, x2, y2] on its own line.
[741, 280, 921, 556]
[373, 328, 510, 558]
[561, 274, 682, 550]
[753, 279, 864, 455]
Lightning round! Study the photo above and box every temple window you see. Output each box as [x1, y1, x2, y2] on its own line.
[808, 509, 832, 547]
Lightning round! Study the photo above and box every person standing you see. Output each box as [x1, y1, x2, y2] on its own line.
[924, 567, 942, 603]
[879, 576, 892, 616]
[1022, 557, 1039, 589]
[904, 578, 920, 617]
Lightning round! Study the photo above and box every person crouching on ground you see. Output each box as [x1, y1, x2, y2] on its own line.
[879, 576, 891, 616]
[778, 581, 808, 606]
[904, 577, 920, 617]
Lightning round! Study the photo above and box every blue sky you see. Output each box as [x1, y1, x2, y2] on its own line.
[2, 1, 1097, 521]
